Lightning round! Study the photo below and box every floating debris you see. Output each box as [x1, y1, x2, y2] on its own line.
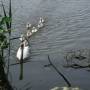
[50, 86, 81, 90]
[74, 55, 86, 60]
[64, 49, 90, 70]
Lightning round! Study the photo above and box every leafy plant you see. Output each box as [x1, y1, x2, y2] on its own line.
[0, 16, 13, 90]
[0, 16, 11, 50]
[1, 0, 12, 76]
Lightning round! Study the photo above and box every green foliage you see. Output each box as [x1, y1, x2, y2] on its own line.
[0, 35, 9, 49]
[0, 16, 11, 50]
[0, 16, 11, 25]
[1, 0, 12, 35]
[0, 16, 11, 33]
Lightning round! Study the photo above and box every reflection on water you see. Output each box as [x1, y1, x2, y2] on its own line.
[4, 0, 90, 90]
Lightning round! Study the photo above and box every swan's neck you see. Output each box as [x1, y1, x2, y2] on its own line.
[23, 40, 29, 47]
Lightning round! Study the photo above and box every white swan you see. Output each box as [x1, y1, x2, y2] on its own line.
[26, 30, 32, 38]
[31, 27, 38, 33]
[39, 17, 44, 23]
[19, 34, 26, 42]
[16, 40, 30, 61]
[26, 23, 32, 30]
[37, 22, 44, 29]
[26, 27, 38, 38]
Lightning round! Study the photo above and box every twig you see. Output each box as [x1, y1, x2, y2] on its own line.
[10, 36, 30, 46]
[47, 55, 71, 87]
[9, 60, 41, 66]
[7, 0, 12, 76]
[9, 0, 12, 32]
[10, 37, 21, 40]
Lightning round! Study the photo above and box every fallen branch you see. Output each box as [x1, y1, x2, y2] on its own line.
[9, 59, 41, 66]
[9, 59, 31, 66]
[47, 55, 71, 87]
[10, 37, 21, 40]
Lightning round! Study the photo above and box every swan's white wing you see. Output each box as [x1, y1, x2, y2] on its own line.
[34, 29, 38, 32]
[16, 47, 22, 60]
[16, 46, 30, 60]
[38, 23, 44, 28]
[23, 46, 30, 59]
[41, 19, 44, 23]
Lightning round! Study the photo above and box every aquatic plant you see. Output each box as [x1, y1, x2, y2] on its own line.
[0, 0, 13, 89]
[1, 0, 12, 76]
[0, 15, 13, 90]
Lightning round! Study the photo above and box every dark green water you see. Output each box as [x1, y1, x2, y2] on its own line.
[4, 0, 90, 90]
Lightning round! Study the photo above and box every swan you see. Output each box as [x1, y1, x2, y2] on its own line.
[39, 17, 44, 23]
[16, 40, 30, 61]
[19, 34, 26, 42]
[26, 26, 38, 38]
[37, 22, 44, 29]
[26, 30, 32, 38]
[26, 23, 32, 30]
[26, 23, 33, 38]
[31, 27, 38, 33]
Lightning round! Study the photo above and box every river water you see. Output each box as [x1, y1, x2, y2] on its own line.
[4, 0, 90, 90]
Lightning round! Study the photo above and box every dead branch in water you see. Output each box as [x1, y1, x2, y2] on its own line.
[47, 55, 71, 87]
